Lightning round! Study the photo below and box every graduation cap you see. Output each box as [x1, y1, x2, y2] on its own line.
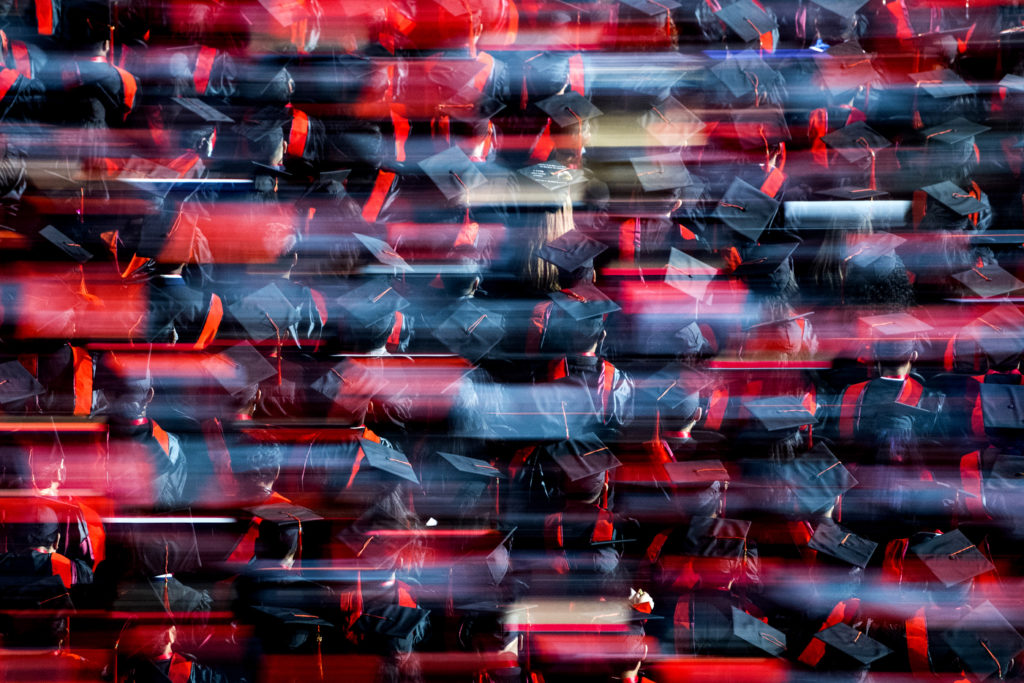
[709, 51, 779, 99]
[999, 74, 1024, 93]
[437, 452, 505, 479]
[664, 459, 731, 486]
[683, 516, 751, 560]
[640, 365, 711, 416]
[731, 607, 787, 657]
[808, 0, 869, 17]
[820, 121, 891, 164]
[921, 117, 989, 146]
[816, 186, 889, 200]
[496, 381, 600, 440]
[172, 97, 234, 124]
[249, 502, 322, 560]
[921, 181, 985, 216]
[733, 242, 799, 280]
[969, 305, 1024, 367]
[712, 177, 779, 242]
[432, 299, 504, 363]
[456, 527, 516, 585]
[39, 226, 93, 263]
[639, 96, 704, 146]
[357, 438, 419, 484]
[539, 230, 608, 272]
[782, 443, 857, 514]
[714, 0, 776, 42]
[665, 248, 717, 301]
[355, 605, 430, 652]
[808, 520, 877, 568]
[730, 107, 791, 150]
[860, 311, 932, 338]
[815, 42, 879, 97]
[544, 433, 621, 481]
[202, 342, 278, 396]
[910, 69, 975, 98]
[353, 233, 413, 273]
[630, 153, 692, 192]
[227, 283, 300, 344]
[517, 161, 587, 194]
[310, 358, 375, 401]
[419, 146, 488, 202]
[814, 623, 892, 666]
[0, 360, 45, 405]
[549, 282, 621, 320]
[338, 279, 409, 326]
[991, 452, 1024, 483]
[743, 396, 818, 432]
[249, 501, 322, 525]
[535, 91, 603, 129]
[620, 0, 681, 18]
[675, 321, 712, 356]
[122, 513, 202, 576]
[942, 601, 1024, 680]
[843, 232, 906, 271]
[251, 606, 333, 650]
[953, 264, 1024, 299]
[979, 384, 1024, 431]
[911, 528, 995, 586]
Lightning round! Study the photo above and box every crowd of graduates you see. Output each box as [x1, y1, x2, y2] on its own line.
[4, 0, 1024, 680]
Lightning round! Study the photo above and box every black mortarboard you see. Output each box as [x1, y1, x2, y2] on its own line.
[953, 264, 1024, 299]
[942, 602, 1024, 680]
[549, 282, 621, 320]
[730, 106, 791, 149]
[630, 153, 692, 192]
[979, 384, 1024, 431]
[640, 96, 704, 146]
[517, 161, 587, 196]
[494, 381, 599, 440]
[620, 0, 681, 17]
[338, 279, 409, 326]
[999, 74, 1024, 93]
[123, 514, 201, 576]
[817, 44, 880, 95]
[969, 305, 1024, 367]
[709, 51, 780, 99]
[641, 365, 711, 415]
[0, 361, 46, 405]
[665, 460, 731, 486]
[821, 121, 891, 164]
[921, 117, 990, 146]
[39, 226, 93, 263]
[249, 501, 322, 525]
[844, 232, 906, 270]
[545, 433, 621, 481]
[808, 520, 877, 568]
[355, 605, 430, 652]
[733, 242, 799, 280]
[714, 0, 776, 42]
[432, 299, 504, 363]
[683, 516, 751, 559]
[992, 453, 1024, 483]
[732, 607, 787, 657]
[353, 233, 413, 273]
[911, 528, 995, 586]
[251, 502, 322, 559]
[310, 358, 375, 402]
[743, 396, 818, 432]
[921, 181, 985, 216]
[535, 91, 603, 129]
[814, 623, 892, 666]
[675, 321, 711, 356]
[808, 0, 869, 17]
[227, 283, 300, 344]
[172, 97, 234, 124]
[665, 248, 717, 301]
[713, 177, 779, 242]
[816, 186, 889, 200]
[251, 606, 333, 647]
[437, 452, 504, 479]
[202, 342, 277, 396]
[860, 311, 932, 338]
[782, 443, 857, 514]
[419, 146, 488, 202]
[911, 69, 975, 98]
[539, 230, 608, 272]
[357, 438, 419, 484]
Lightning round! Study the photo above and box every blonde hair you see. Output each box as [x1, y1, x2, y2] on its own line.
[522, 193, 575, 293]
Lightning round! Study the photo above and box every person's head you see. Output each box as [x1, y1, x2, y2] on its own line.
[92, 353, 155, 427]
[255, 518, 300, 567]
[11, 504, 60, 552]
[440, 247, 483, 299]
[231, 439, 284, 498]
[873, 339, 919, 378]
[121, 623, 177, 661]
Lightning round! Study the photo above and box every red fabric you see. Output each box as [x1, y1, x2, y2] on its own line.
[167, 654, 194, 683]
[529, 120, 554, 162]
[10, 42, 30, 78]
[34, 0, 53, 35]
[193, 293, 222, 350]
[287, 109, 310, 159]
[759, 167, 785, 198]
[151, 421, 171, 457]
[960, 451, 990, 520]
[50, 552, 74, 589]
[112, 66, 138, 112]
[362, 171, 396, 223]
[193, 46, 216, 95]
[386, 311, 404, 349]
[0, 68, 19, 102]
[809, 108, 829, 167]
[838, 381, 869, 440]
[71, 346, 93, 416]
[906, 607, 931, 674]
[797, 599, 859, 666]
[568, 53, 585, 96]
